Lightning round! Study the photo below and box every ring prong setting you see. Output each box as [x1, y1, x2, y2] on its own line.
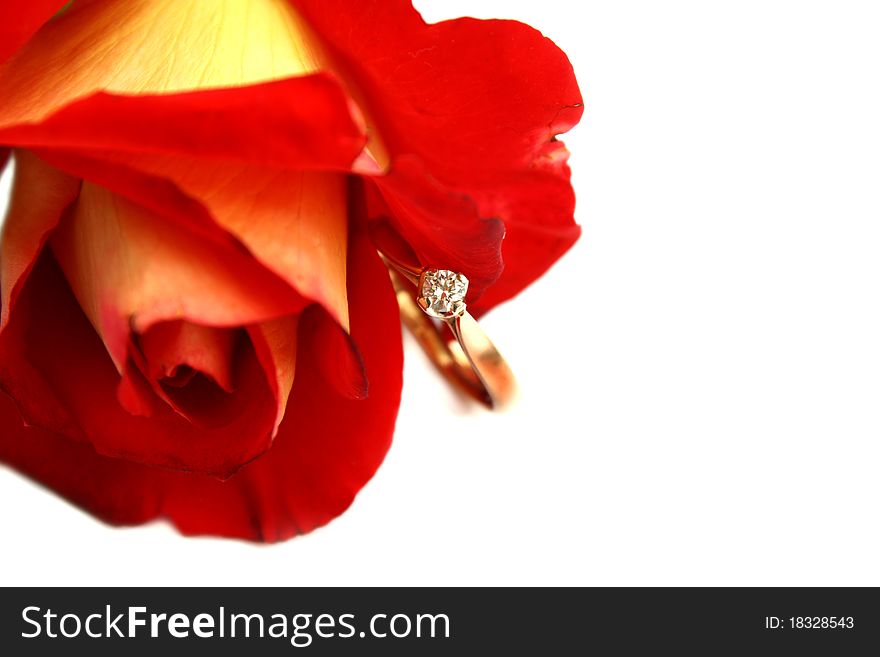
[417, 268, 469, 319]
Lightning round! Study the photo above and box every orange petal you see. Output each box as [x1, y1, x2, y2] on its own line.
[49, 181, 303, 370]
[0, 149, 79, 328]
[110, 159, 351, 330]
[248, 316, 299, 435]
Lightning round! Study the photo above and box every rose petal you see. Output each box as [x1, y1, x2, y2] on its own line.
[306, 305, 369, 400]
[0, 149, 80, 329]
[466, 142, 582, 313]
[0, 225, 403, 539]
[367, 158, 504, 296]
[49, 181, 303, 369]
[0, 0, 70, 65]
[0, 76, 366, 172]
[295, 0, 584, 306]
[108, 160, 352, 330]
[248, 317, 299, 435]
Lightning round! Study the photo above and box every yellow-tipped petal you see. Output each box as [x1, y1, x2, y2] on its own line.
[0, 0, 327, 127]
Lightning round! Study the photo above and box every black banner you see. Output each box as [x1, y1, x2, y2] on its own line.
[0, 587, 877, 654]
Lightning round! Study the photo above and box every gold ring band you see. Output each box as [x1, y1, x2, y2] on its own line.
[380, 254, 516, 410]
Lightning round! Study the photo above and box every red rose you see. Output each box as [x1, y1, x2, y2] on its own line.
[0, 0, 582, 541]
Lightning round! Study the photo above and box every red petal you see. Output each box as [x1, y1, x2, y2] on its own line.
[306, 305, 368, 400]
[295, 0, 583, 305]
[0, 0, 69, 65]
[0, 76, 365, 171]
[368, 157, 504, 296]
[467, 143, 582, 314]
[0, 226, 403, 540]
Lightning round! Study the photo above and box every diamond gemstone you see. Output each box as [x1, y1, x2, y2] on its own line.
[418, 269, 469, 319]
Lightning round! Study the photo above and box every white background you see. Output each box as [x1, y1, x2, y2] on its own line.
[2, 0, 880, 586]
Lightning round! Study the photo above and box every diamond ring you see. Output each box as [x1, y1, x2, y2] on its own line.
[378, 251, 516, 410]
